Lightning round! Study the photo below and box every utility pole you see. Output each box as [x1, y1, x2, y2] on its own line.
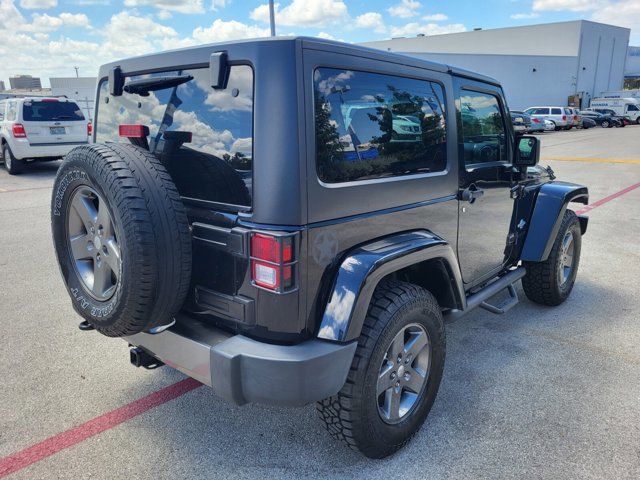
[269, 0, 276, 37]
[74, 66, 79, 78]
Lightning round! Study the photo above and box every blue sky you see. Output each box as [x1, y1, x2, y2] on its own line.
[1, 0, 638, 86]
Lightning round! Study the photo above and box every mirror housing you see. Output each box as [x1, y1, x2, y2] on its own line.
[514, 135, 540, 167]
[109, 66, 124, 97]
[210, 51, 230, 90]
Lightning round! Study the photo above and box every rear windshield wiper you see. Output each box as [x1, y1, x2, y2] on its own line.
[51, 115, 73, 120]
[123, 75, 193, 96]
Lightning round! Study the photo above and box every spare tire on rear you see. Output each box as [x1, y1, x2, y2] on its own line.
[51, 143, 192, 337]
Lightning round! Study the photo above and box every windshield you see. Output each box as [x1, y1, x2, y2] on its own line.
[23, 101, 84, 122]
[96, 66, 254, 207]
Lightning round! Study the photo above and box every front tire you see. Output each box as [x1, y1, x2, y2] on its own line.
[3, 144, 25, 175]
[522, 210, 581, 306]
[601, 120, 610, 128]
[317, 281, 445, 458]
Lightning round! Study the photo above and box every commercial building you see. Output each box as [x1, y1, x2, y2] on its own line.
[9, 75, 42, 90]
[49, 77, 97, 120]
[361, 20, 630, 110]
[0, 80, 5, 91]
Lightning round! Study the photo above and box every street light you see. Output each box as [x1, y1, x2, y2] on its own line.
[269, 0, 276, 37]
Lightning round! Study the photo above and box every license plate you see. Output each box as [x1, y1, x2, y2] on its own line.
[50, 127, 65, 135]
[515, 117, 523, 123]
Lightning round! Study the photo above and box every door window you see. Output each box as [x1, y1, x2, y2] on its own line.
[313, 67, 447, 184]
[551, 108, 562, 115]
[627, 104, 639, 112]
[458, 91, 506, 166]
[6, 101, 17, 121]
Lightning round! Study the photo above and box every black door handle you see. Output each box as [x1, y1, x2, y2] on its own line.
[459, 186, 485, 204]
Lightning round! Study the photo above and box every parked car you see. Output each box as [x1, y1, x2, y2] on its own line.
[587, 108, 626, 127]
[543, 119, 556, 131]
[523, 106, 570, 130]
[528, 115, 547, 133]
[510, 110, 532, 133]
[590, 97, 640, 124]
[50, 37, 589, 459]
[582, 117, 596, 129]
[0, 97, 91, 174]
[567, 107, 582, 128]
[579, 110, 621, 128]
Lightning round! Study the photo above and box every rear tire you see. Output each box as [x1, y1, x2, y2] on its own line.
[3, 144, 25, 175]
[51, 143, 192, 337]
[522, 210, 581, 306]
[317, 280, 445, 458]
[601, 120, 610, 128]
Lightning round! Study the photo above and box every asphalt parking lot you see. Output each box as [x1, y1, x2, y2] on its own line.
[1, 126, 639, 479]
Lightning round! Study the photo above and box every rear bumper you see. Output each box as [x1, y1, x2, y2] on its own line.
[125, 316, 357, 407]
[9, 138, 88, 160]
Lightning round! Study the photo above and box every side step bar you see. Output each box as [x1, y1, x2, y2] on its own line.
[446, 268, 527, 321]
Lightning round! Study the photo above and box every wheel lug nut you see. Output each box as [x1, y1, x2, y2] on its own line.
[390, 372, 396, 380]
[404, 372, 410, 381]
[395, 382, 400, 388]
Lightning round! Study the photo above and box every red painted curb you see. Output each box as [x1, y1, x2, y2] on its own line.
[575, 182, 640, 215]
[0, 378, 202, 478]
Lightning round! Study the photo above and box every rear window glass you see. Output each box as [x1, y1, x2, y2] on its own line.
[23, 101, 84, 121]
[313, 68, 447, 184]
[96, 66, 253, 208]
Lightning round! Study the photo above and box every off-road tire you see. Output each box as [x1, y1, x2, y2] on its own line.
[51, 143, 192, 337]
[317, 280, 445, 458]
[3, 144, 25, 175]
[522, 210, 581, 306]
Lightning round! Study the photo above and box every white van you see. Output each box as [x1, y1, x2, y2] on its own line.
[589, 98, 640, 124]
[0, 97, 91, 174]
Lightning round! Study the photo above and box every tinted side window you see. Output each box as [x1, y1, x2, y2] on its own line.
[551, 108, 562, 115]
[459, 91, 506, 166]
[97, 66, 253, 207]
[314, 68, 447, 184]
[627, 104, 638, 111]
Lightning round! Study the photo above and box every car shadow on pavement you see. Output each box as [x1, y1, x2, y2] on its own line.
[109, 279, 633, 479]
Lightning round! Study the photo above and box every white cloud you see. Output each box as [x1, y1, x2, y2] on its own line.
[250, 0, 348, 27]
[423, 13, 448, 22]
[592, 1, 640, 32]
[390, 22, 466, 37]
[100, 11, 178, 58]
[192, 19, 270, 43]
[510, 12, 540, 19]
[123, 0, 205, 14]
[20, 0, 56, 8]
[532, 0, 605, 12]
[355, 12, 386, 33]
[59, 13, 91, 27]
[388, 0, 421, 19]
[157, 10, 172, 20]
[317, 31, 335, 39]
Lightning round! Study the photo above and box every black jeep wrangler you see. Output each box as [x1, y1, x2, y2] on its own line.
[51, 37, 588, 458]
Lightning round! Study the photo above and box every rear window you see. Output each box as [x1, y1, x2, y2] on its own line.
[23, 100, 84, 121]
[96, 66, 253, 208]
[313, 67, 447, 184]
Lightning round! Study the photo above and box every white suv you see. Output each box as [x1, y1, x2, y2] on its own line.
[0, 97, 91, 174]
[523, 106, 570, 131]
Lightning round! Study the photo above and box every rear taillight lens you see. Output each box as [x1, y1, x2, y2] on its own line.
[119, 124, 149, 138]
[12, 124, 26, 138]
[87, 122, 92, 136]
[562, 115, 567, 121]
[250, 233, 295, 292]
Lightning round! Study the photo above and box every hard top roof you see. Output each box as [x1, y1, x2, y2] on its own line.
[98, 36, 501, 87]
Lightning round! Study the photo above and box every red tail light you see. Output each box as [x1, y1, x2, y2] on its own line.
[12, 124, 27, 138]
[119, 124, 149, 138]
[250, 233, 295, 292]
[532, 118, 540, 124]
[87, 121, 93, 136]
[562, 115, 567, 121]
[573, 115, 578, 120]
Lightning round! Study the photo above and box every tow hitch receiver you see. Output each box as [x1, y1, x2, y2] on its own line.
[130, 347, 164, 370]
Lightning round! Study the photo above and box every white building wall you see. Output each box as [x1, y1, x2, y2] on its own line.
[49, 77, 97, 121]
[398, 52, 577, 110]
[361, 21, 630, 110]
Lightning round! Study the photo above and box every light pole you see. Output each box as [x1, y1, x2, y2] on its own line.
[269, 0, 276, 37]
[74, 66, 79, 78]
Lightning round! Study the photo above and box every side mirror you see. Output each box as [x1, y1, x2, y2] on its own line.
[514, 135, 540, 167]
[210, 51, 230, 90]
[109, 66, 124, 97]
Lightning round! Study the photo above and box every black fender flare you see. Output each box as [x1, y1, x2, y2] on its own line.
[520, 181, 588, 262]
[317, 231, 465, 343]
